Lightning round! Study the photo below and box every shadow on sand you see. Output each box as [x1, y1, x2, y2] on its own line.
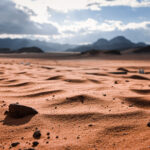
[2, 115, 35, 126]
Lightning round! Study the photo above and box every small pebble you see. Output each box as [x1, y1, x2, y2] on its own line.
[147, 122, 150, 127]
[88, 124, 93, 127]
[32, 141, 39, 147]
[114, 81, 118, 84]
[33, 130, 41, 139]
[47, 132, 50, 136]
[11, 142, 20, 147]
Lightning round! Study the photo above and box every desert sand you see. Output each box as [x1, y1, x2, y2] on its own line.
[0, 53, 150, 150]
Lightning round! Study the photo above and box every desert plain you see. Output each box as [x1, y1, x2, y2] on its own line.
[0, 53, 150, 150]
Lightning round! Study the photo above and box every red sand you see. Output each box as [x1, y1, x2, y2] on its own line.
[0, 55, 150, 150]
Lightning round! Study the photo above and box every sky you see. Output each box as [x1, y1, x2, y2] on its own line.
[0, 0, 150, 44]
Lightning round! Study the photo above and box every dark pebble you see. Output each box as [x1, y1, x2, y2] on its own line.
[47, 132, 50, 136]
[147, 122, 150, 127]
[11, 142, 20, 147]
[33, 130, 41, 139]
[32, 141, 39, 147]
[114, 81, 118, 84]
[88, 124, 93, 127]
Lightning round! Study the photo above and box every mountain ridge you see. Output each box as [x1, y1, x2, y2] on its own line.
[67, 36, 147, 52]
[0, 36, 148, 52]
[0, 38, 76, 52]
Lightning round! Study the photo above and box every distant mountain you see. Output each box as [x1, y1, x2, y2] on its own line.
[0, 36, 147, 53]
[0, 38, 76, 52]
[67, 36, 147, 52]
[15, 47, 44, 53]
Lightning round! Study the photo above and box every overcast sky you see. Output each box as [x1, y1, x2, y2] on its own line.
[0, 0, 150, 44]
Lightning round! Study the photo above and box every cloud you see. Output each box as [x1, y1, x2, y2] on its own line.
[11, 0, 150, 25]
[1, 0, 150, 45]
[13, 0, 150, 15]
[13, 0, 94, 13]
[53, 18, 150, 34]
[88, 0, 150, 8]
[0, 0, 58, 35]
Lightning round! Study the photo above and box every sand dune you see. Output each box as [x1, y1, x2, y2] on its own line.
[0, 56, 150, 150]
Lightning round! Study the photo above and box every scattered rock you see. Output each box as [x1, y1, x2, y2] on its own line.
[139, 69, 145, 74]
[21, 137, 24, 140]
[11, 142, 20, 147]
[114, 81, 118, 84]
[32, 141, 39, 147]
[7, 104, 38, 118]
[33, 130, 41, 139]
[88, 124, 93, 127]
[147, 122, 150, 127]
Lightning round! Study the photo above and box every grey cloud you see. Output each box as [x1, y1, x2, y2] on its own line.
[87, 2, 100, 7]
[146, 23, 150, 28]
[0, 0, 58, 35]
[21, 6, 37, 16]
